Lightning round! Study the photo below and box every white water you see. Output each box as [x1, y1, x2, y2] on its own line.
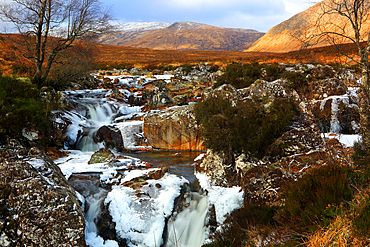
[85, 191, 119, 247]
[166, 193, 208, 247]
[60, 88, 244, 247]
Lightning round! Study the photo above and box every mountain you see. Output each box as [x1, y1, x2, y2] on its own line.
[246, 0, 370, 53]
[95, 21, 264, 52]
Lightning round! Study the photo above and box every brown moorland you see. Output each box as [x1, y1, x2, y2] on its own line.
[0, 33, 361, 77]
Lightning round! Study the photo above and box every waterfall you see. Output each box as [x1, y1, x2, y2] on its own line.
[85, 190, 119, 247]
[166, 192, 208, 247]
[87, 103, 114, 124]
[75, 102, 116, 152]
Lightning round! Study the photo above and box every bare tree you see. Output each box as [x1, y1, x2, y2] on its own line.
[0, 0, 111, 85]
[307, 0, 370, 151]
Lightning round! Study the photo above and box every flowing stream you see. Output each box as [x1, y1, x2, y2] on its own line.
[60, 89, 212, 247]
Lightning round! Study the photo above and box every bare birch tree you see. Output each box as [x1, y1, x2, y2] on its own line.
[308, 0, 370, 151]
[0, 0, 111, 85]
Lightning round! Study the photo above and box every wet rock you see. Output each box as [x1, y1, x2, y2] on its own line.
[88, 148, 116, 164]
[144, 105, 205, 151]
[310, 96, 359, 134]
[121, 167, 169, 189]
[143, 80, 176, 109]
[109, 87, 127, 103]
[95, 126, 124, 152]
[95, 204, 119, 244]
[0, 146, 86, 246]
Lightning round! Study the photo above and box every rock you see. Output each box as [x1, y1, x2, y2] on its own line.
[143, 80, 176, 109]
[130, 67, 141, 76]
[310, 96, 360, 134]
[266, 114, 325, 159]
[0, 147, 86, 246]
[239, 79, 300, 101]
[143, 105, 205, 151]
[88, 148, 116, 164]
[95, 126, 124, 152]
[195, 150, 227, 186]
[310, 78, 348, 100]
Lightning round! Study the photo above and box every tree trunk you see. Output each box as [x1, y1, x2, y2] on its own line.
[359, 55, 370, 151]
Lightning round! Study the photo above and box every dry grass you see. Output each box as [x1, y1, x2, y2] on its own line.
[0, 33, 362, 77]
[304, 216, 365, 247]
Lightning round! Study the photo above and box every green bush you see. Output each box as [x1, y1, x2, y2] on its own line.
[181, 63, 194, 75]
[194, 94, 299, 161]
[0, 76, 53, 141]
[277, 163, 355, 232]
[263, 63, 285, 81]
[283, 71, 309, 95]
[214, 63, 287, 89]
[214, 62, 262, 89]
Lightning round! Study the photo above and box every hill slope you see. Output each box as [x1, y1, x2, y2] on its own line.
[95, 22, 264, 52]
[247, 0, 370, 53]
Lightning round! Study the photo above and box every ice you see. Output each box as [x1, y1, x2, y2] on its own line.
[195, 172, 244, 224]
[115, 121, 145, 150]
[322, 133, 360, 147]
[105, 174, 188, 247]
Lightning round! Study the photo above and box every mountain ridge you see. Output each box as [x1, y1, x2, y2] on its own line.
[95, 21, 264, 52]
[246, 0, 370, 53]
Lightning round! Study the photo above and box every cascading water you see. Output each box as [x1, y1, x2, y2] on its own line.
[58, 88, 244, 247]
[85, 190, 119, 247]
[166, 192, 208, 247]
[75, 100, 117, 152]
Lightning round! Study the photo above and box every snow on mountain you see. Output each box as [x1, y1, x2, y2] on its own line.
[113, 22, 171, 32]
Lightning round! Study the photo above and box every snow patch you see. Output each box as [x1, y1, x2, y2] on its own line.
[196, 172, 244, 224]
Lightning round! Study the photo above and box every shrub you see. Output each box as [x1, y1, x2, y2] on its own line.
[277, 163, 355, 232]
[181, 63, 194, 75]
[194, 95, 299, 161]
[214, 62, 262, 89]
[205, 205, 279, 247]
[263, 63, 285, 81]
[0, 76, 53, 142]
[283, 71, 310, 95]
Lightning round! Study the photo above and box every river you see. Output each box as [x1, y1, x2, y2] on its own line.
[55, 75, 244, 247]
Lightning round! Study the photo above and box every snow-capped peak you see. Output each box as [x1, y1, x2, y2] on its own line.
[113, 22, 171, 32]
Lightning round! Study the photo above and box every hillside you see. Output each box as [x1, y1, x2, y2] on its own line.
[0, 32, 361, 77]
[95, 21, 264, 52]
[246, 0, 370, 53]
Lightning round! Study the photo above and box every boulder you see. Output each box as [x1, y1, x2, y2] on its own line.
[143, 80, 176, 109]
[95, 125, 124, 152]
[0, 146, 86, 246]
[310, 96, 360, 134]
[310, 78, 348, 100]
[266, 114, 325, 159]
[88, 148, 116, 164]
[130, 67, 141, 76]
[143, 105, 205, 151]
[239, 79, 300, 101]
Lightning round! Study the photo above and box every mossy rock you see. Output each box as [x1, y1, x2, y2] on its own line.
[88, 148, 116, 164]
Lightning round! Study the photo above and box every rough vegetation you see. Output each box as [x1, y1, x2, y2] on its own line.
[0, 76, 55, 144]
[1, 43, 370, 246]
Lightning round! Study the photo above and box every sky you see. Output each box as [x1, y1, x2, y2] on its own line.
[0, 0, 314, 33]
[102, 0, 313, 32]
